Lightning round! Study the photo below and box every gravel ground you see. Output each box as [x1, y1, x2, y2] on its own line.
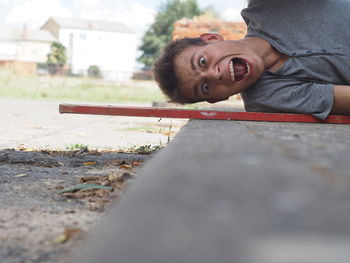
[0, 148, 154, 263]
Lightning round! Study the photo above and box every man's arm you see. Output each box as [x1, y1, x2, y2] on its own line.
[331, 85, 350, 115]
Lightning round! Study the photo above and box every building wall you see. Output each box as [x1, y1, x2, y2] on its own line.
[0, 40, 50, 74]
[0, 41, 17, 60]
[16, 41, 51, 63]
[58, 28, 137, 80]
[0, 41, 50, 63]
[0, 60, 37, 75]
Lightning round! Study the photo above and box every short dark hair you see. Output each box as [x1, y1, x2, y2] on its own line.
[153, 37, 207, 104]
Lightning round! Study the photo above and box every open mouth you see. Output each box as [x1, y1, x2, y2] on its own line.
[229, 58, 251, 83]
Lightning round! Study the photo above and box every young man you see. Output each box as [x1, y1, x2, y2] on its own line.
[153, 0, 350, 120]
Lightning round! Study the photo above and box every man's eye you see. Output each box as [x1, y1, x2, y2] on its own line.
[201, 83, 210, 94]
[199, 56, 206, 67]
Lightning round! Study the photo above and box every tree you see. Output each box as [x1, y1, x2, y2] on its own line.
[47, 42, 67, 75]
[138, 0, 203, 69]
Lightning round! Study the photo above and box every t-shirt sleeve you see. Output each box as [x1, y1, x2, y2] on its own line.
[241, 78, 334, 120]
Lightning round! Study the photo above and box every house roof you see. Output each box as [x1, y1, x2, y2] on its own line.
[0, 27, 56, 42]
[46, 17, 134, 34]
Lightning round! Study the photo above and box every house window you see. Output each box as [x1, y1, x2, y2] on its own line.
[31, 44, 38, 54]
[80, 33, 87, 40]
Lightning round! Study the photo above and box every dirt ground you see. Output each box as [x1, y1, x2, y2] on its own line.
[0, 99, 189, 263]
[0, 148, 155, 263]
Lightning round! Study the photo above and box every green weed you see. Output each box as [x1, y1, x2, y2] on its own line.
[127, 144, 162, 154]
[66, 144, 89, 151]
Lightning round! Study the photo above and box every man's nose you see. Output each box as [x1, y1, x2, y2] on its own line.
[205, 65, 222, 82]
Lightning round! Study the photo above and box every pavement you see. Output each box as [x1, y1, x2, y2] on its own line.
[0, 98, 187, 150]
[68, 117, 350, 262]
[0, 98, 188, 263]
[2, 98, 350, 262]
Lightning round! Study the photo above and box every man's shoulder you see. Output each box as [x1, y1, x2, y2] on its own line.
[241, 75, 334, 120]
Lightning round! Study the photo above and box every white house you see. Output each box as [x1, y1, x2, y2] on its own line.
[41, 17, 137, 80]
[0, 26, 56, 74]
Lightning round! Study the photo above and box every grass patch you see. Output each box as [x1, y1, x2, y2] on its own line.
[127, 145, 162, 154]
[0, 69, 166, 103]
[65, 143, 89, 152]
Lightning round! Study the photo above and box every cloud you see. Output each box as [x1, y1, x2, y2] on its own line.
[5, 0, 72, 26]
[81, 0, 100, 9]
[113, 2, 156, 29]
[77, 1, 156, 39]
[220, 7, 244, 22]
[4, 0, 155, 42]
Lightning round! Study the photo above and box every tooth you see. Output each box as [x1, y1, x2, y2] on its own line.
[229, 61, 235, 81]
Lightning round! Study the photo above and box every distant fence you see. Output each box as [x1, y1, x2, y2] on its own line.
[1, 61, 155, 81]
[70, 68, 154, 81]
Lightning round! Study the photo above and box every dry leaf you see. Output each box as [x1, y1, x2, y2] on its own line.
[82, 162, 96, 166]
[59, 184, 112, 193]
[107, 160, 122, 166]
[23, 148, 34, 152]
[53, 228, 81, 244]
[14, 174, 28, 178]
[161, 131, 175, 136]
[119, 164, 132, 170]
[108, 173, 119, 181]
[132, 160, 142, 166]
[80, 176, 100, 183]
[17, 145, 34, 152]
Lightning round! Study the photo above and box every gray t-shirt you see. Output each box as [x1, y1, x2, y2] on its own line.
[240, 0, 350, 119]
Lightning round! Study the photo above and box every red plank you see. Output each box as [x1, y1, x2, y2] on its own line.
[59, 104, 350, 124]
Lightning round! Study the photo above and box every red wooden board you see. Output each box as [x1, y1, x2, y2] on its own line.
[59, 104, 350, 124]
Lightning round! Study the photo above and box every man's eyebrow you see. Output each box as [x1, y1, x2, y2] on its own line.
[190, 53, 196, 71]
[189, 52, 200, 98]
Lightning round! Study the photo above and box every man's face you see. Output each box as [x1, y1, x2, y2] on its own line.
[174, 34, 265, 103]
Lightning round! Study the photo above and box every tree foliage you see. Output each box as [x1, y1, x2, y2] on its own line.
[138, 0, 203, 69]
[47, 42, 67, 75]
[47, 42, 67, 65]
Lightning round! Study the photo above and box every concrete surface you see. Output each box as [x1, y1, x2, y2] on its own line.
[2, 98, 350, 262]
[69, 119, 350, 263]
[1, 98, 184, 263]
[0, 98, 187, 150]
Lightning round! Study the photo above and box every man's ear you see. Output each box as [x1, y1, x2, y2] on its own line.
[206, 97, 229, 104]
[200, 33, 224, 43]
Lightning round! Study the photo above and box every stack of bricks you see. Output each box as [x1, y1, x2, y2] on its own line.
[172, 14, 247, 41]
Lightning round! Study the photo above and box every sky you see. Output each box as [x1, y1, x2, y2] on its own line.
[0, 0, 247, 40]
